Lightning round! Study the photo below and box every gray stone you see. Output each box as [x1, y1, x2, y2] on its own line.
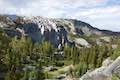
[80, 57, 120, 80]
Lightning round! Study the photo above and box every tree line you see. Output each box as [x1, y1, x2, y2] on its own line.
[0, 27, 120, 79]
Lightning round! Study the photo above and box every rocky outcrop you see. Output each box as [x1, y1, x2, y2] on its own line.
[79, 57, 120, 80]
[73, 38, 91, 48]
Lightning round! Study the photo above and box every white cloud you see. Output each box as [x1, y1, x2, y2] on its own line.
[0, 0, 108, 16]
[0, 0, 120, 31]
[76, 5, 120, 19]
[75, 5, 120, 31]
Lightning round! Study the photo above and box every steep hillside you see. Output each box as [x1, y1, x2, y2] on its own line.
[0, 15, 120, 48]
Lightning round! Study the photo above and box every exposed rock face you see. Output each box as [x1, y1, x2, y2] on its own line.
[102, 58, 113, 67]
[80, 57, 120, 80]
[0, 15, 120, 48]
[100, 36, 111, 42]
[73, 38, 91, 48]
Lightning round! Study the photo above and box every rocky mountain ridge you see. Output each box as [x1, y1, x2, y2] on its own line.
[0, 15, 120, 48]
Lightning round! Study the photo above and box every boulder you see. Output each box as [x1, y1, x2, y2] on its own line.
[80, 56, 120, 80]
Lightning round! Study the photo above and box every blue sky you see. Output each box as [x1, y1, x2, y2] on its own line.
[0, 0, 120, 31]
